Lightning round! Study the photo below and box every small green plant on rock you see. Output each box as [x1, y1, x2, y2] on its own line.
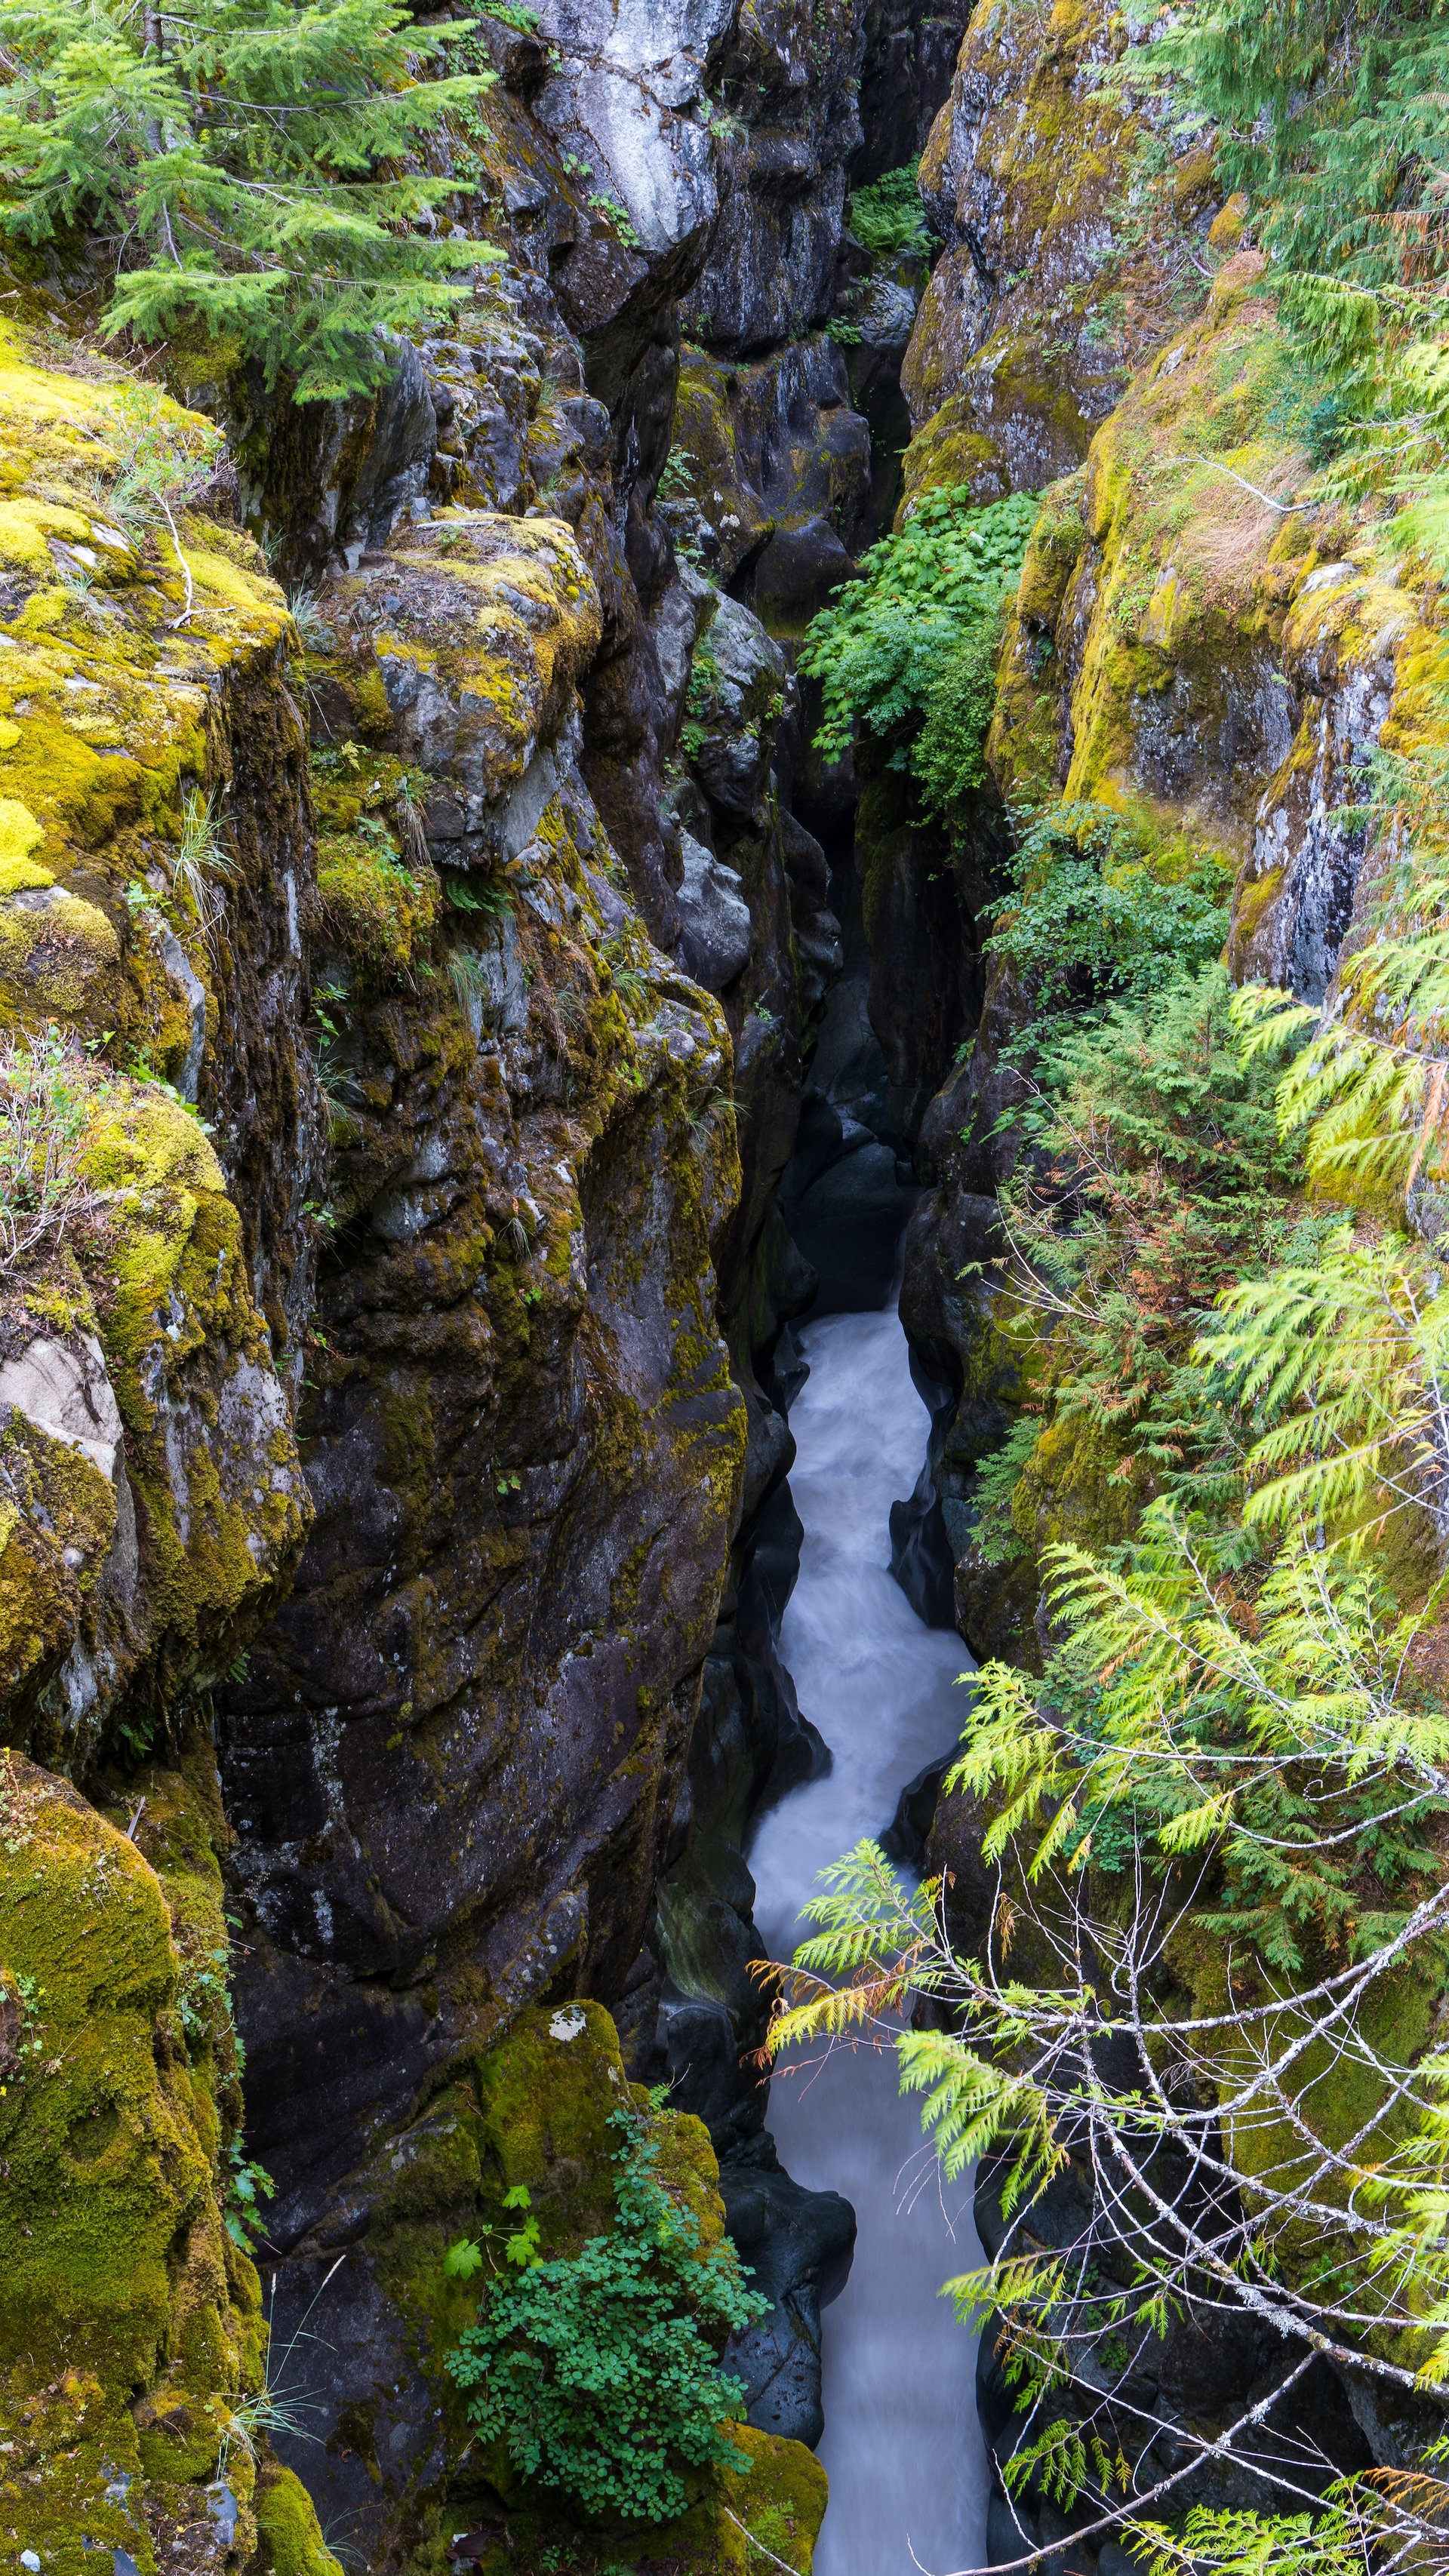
[848, 160, 933, 262]
[588, 192, 641, 250]
[657, 447, 698, 500]
[0, 1027, 111, 1273]
[445, 2105, 768, 2522]
[286, 584, 335, 651]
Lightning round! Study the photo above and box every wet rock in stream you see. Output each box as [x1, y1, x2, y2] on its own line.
[720, 2138, 859, 2447]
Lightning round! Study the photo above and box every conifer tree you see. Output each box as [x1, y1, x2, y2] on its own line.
[1152, 0, 1449, 293]
[0, 0, 500, 398]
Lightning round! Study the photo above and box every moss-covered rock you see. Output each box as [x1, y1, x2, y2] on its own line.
[0, 329, 319, 1768]
[254, 2465, 346, 2576]
[289, 1999, 825, 2571]
[304, 512, 602, 871]
[900, 0, 1220, 509]
[213, 485, 755, 2562]
[315, 832, 441, 979]
[906, 270, 1438, 1670]
[661, 341, 869, 616]
[0, 1062, 310, 1766]
[0, 1745, 267, 2574]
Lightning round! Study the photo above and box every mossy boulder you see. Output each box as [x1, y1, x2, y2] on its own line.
[254, 2464, 346, 2576]
[329, 2000, 826, 2572]
[980, 272, 1428, 1004]
[304, 512, 602, 872]
[0, 330, 294, 1067]
[0, 1065, 310, 1766]
[315, 831, 441, 979]
[0, 1746, 265, 2573]
[0, 327, 318, 1769]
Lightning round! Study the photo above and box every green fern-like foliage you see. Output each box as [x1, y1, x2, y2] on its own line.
[1199, 1222, 1449, 1542]
[1232, 874, 1449, 1203]
[1150, 0, 1448, 297]
[0, 0, 500, 398]
[769, 1509, 1449, 2400]
[1128, 0, 1449, 495]
[983, 962, 1306, 1553]
[986, 803, 1231, 1012]
[445, 2104, 767, 2524]
[797, 484, 1038, 803]
[847, 160, 933, 263]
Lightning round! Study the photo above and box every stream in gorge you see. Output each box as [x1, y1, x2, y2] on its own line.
[748, 1296, 992, 2576]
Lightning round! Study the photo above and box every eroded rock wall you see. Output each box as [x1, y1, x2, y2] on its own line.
[0, 0, 977, 2545]
[900, 260, 1432, 1655]
[903, 0, 1218, 505]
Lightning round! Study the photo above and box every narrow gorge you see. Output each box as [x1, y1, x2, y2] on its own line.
[3, 2, 1449, 2573]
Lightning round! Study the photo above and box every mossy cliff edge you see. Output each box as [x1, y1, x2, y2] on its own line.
[906, 254, 1435, 1649]
[0, 294, 803, 2565]
[0, 1763, 819, 2573]
[885, 0, 1449, 2553]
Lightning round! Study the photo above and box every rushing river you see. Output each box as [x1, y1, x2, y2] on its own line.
[747, 1299, 992, 2576]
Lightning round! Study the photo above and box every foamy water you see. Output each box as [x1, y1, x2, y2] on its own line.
[747, 1302, 990, 2576]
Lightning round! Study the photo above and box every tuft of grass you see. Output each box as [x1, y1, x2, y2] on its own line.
[286, 583, 335, 650]
[0, 1026, 111, 1273]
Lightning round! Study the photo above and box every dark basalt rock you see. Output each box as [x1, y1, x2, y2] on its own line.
[676, 832, 756, 990]
[719, 2135, 858, 2447]
[888, 1451, 957, 1631]
[880, 1751, 950, 1866]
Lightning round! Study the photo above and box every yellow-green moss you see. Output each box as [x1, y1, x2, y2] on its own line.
[0, 1414, 115, 1703]
[316, 829, 441, 976]
[0, 323, 290, 1071]
[718, 2424, 828, 2573]
[254, 2464, 346, 2576]
[0, 1748, 263, 2573]
[56, 1075, 312, 1695]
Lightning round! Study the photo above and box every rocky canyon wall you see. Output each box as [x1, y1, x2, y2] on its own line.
[877, 5, 1449, 2561]
[0, 0, 969, 2564]
[6, 0, 1415, 2561]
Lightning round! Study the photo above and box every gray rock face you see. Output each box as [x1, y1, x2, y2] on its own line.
[898, 0, 1217, 507]
[683, 0, 867, 352]
[664, 334, 873, 617]
[1234, 558, 1415, 1004]
[677, 830, 755, 988]
[650, 559, 715, 721]
[0, 1333, 124, 1484]
[535, 0, 728, 251]
[227, 547, 747, 2264]
[689, 592, 789, 817]
[855, 0, 974, 182]
[338, 337, 440, 561]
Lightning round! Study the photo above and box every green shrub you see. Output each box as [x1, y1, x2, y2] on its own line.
[1126, 0, 1449, 481]
[984, 801, 1230, 1014]
[445, 2105, 768, 2524]
[0, 0, 501, 398]
[984, 964, 1309, 1542]
[912, 614, 1007, 821]
[848, 161, 934, 262]
[798, 485, 1038, 783]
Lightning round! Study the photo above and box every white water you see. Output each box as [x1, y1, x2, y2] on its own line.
[747, 1302, 991, 2576]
